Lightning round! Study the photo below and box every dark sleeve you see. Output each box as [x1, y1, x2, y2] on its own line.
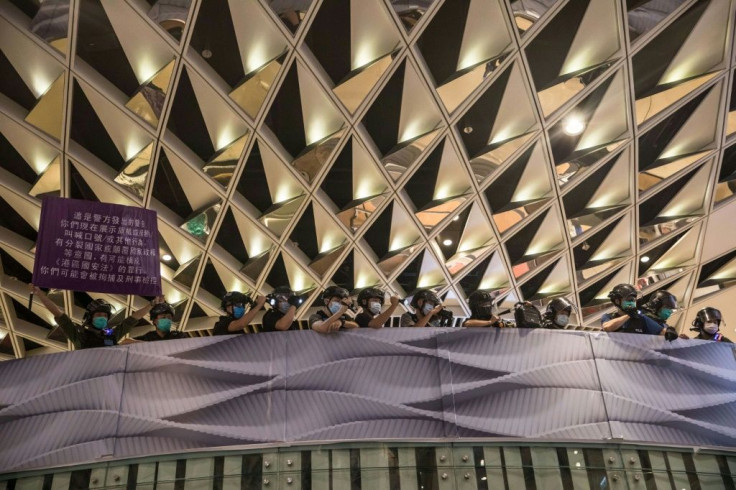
[600, 313, 613, 326]
[55, 314, 81, 349]
[308, 313, 323, 329]
[115, 316, 140, 340]
[641, 316, 664, 335]
[136, 330, 157, 341]
[213, 316, 234, 336]
[261, 310, 278, 333]
[400, 313, 415, 328]
[355, 313, 373, 328]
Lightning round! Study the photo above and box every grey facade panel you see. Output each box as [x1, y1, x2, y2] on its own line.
[1, 329, 735, 473]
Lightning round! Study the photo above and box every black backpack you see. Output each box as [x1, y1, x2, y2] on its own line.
[514, 302, 543, 329]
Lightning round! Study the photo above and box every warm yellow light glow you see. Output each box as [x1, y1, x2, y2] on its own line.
[162, 254, 173, 262]
[457, 46, 486, 72]
[124, 141, 151, 163]
[563, 114, 586, 135]
[490, 127, 514, 144]
[353, 44, 377, 71]
[320, 233, 344, 254]
[640, 256, 650, 263]
[30, 72, 56, 98]
[399, 121, 424, 144]
[442, 239, 453, 246]
[215, 128, 242, 152]
[245, 44, 270, 74]
[434, 184, 452, 200]
[136, 57, 163, 86]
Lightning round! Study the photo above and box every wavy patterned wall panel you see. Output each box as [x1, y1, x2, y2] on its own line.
[1, 329, 736, 473]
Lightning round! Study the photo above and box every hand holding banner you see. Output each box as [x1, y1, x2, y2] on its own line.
[32, 197, 162, 296]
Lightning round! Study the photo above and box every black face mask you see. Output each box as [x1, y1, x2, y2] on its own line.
[475, 305, 493, 320]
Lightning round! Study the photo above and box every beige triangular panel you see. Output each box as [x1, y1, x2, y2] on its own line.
[312, 201, 348, 254]
[353, 248, 383, 290]
[281, 251, 318, 293]
[161, 147, 220, 211]
[29, 156, 61, 197]
[0, 17, 64, 97]
[100, 0, 174, 84]
[457, 0, 512, 72]
[658, 85, 722, 161]
[259, 140, 305, 204]
[24, 75, 65, 140]
[588, 214, 634, 265]
[649, 223, 703, 272]
[510, 142, 553, 203]
[77, 80, 152, 160]
[296, 62, 345, 146]
[433, 140, 472, 200]
[0, 188, 40, 232]
[350, 0, 400, 71]
[574, 70, 628, 153]
[187, 68, 250, 151]
[388, 201, 422, 253]
[158, 220, 202, 269]
[0, 116, 58, 174]
[478, 251, 511, 291]
[414, 249, 447, 290]
[490, 63, 538, 144]
[701, 199, 736, 262]
[229, 0, 288, 74]
[210, 255, 253, 293]
[398, 61, 442, 143]
[456, 201, 495, 253]
[353, 138, 389, 199]
[658, 0, 730, 86]
[658, 160, 713, 219]
[560, 0, 620, 77]
[523, 208, 565, 258]
[229, 206, 275, 259]
[585, 150, 631, 209]
[534, 254, 572, 297]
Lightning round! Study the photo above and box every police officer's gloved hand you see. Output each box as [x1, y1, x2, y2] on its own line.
[623, 307, 639, 319]
[288, 295, 303, 307]
[664, 326, 678, 342]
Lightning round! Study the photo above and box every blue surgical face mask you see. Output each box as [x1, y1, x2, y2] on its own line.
[278, 301, 291, 314]
[92, 316, 108, 329]
[328, 301, 342, 315]
[157, 318, 172, 332]
[422, 303, 434, 316]
[622, 300, 637, 310]
[554, 314, 569, 327]
[658, 308, 673, 321]
[232, 305, 245, 319]
[368, 301, 382, 315]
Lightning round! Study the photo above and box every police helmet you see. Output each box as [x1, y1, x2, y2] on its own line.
[693, 307, 723, 329]
[410, 289, 441, 309]
[644, 290, 677, 312]
[150, 302, 175, 321]
[221, 291, 251, 310]
[544, 297, 573, 320]
[468, 290, 493, 317]
[322, 286, 349, 303]
[608, 284, 637, 302]
[357, 287, 385, 308]
[83, 299, 113, 324]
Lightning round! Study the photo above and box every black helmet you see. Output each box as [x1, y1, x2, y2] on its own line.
[150, 302, 175, 321]
[83, 299, 112, 324]
[544, 297, 573, 320]
[357, 287, 385, 308]
[322, 286, 349, 302]
[272, 286, 294, 298]
[221, 291, 251, 310]
[608, 284, 637, 302]
[692, 307, 723, 329]
[644, 290, 677, 312]
[410, 289, 440, 309]
[468, 290, 494, 318]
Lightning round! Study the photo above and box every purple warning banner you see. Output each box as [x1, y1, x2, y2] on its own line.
[32, 197, 161, 296]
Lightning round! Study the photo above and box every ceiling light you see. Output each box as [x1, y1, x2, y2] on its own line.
[442, 239, 453, 246]
[463, 126, 473, 134]
[162, 254, 173, 262]
[452, 216, 460, 221]
[640, 256, 650, 263]
[201, 49, 213, 59]
[563, 114, 585, 135]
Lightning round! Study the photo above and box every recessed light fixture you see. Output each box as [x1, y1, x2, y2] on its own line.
[201, 49, 213, 59]
[442, 239, 453, 246]
[463, 126, 473, 134]
[563, 114, 585, 135]
[452, 216, 460, 221]
[640, 255, 650, 263]
[162, 254, 173, 262]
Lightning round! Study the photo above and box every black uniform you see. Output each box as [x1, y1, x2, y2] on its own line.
[695, 333, 733, 343]
[355, 312, 388, 328]
[261, 309, 299, 332]
[213, 316, 240, 336]
[55, 314, 137, 349]
[308, 310, 352, 330]
[137, 330, 187, 341]
[600, 311, 663, 335]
